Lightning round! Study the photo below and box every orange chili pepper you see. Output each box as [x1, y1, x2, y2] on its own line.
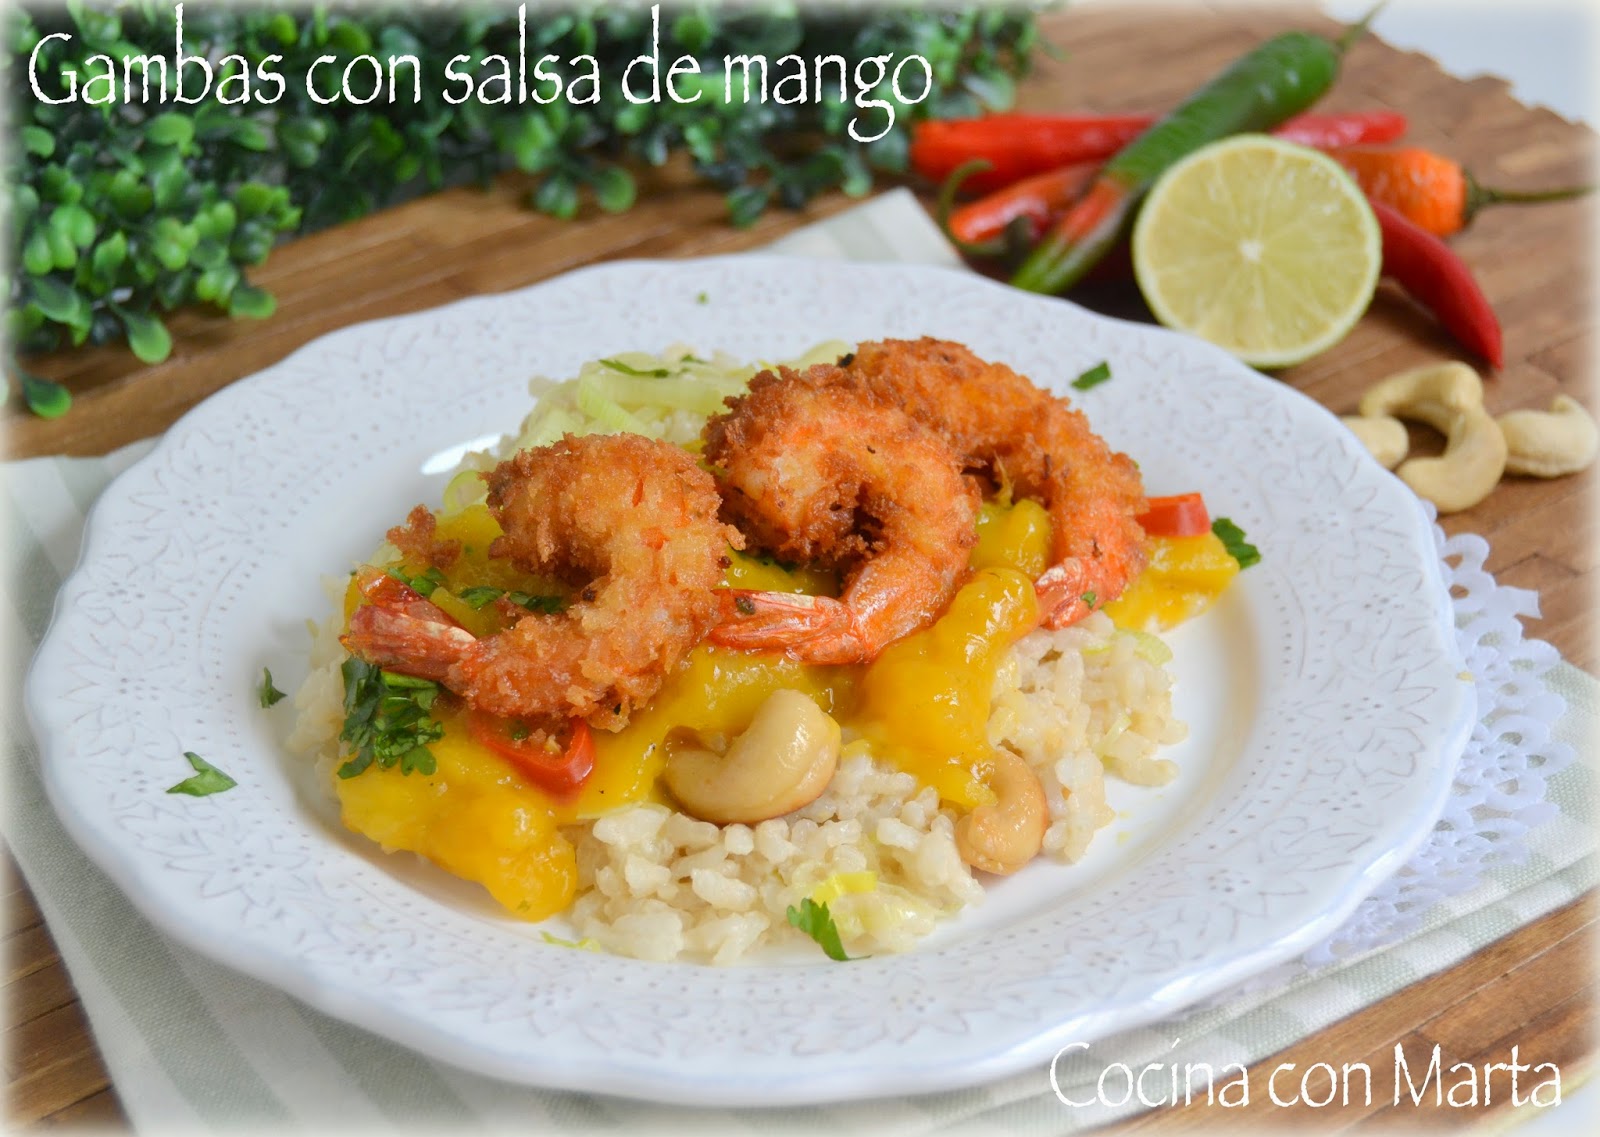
[1330, 146, 1592, 237]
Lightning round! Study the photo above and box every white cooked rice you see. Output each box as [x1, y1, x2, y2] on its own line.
[568, 752, 981, 963]
[990, 612, 1188, 863]
[285, 576, 351, 772]
[289, 345, 1188, 964]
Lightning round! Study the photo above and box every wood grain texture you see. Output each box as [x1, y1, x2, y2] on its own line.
[4, 3, 1592, 1130]
[1112, 896, 1594, 1131]
[4, 854, 127, 1127]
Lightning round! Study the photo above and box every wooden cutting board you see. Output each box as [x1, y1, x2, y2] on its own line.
[5, 3, 1594, 1129]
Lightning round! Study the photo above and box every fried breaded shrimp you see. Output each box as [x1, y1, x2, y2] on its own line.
[703, 367, 978, 664]
[342, 432, 740, 731]
[835, 338, 1146, 627]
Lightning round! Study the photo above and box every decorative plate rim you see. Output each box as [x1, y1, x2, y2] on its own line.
[27, 255, 1474, 1106]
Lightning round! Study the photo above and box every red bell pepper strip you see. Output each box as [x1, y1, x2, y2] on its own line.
[911, 109, 1405, 194]
[1368, 199, 1503, 368]
[468, 713, 596, 795]
[1136, 493, 1212, 537]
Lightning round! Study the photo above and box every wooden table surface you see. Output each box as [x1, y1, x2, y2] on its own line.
[6, 4, 1594, 1130]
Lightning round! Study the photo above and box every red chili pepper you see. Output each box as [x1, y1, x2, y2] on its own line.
[1273, 109, 1408, 150]
[946, 161, 1101, 246]
[468, 713, 596, 795]
[912, 109, 1405, 194]
[1136, 493, 1212, 537]
[911, 114, 1150, 194]
[1369, 199, 1503, 368]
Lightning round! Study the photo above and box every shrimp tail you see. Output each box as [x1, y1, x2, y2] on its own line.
[1034, 539, 1142, 629]
[708, 589, 864, 664]
[341, 566, 475, 682]
[1033, 559, 1094, 628]
[349, 566, 452, 621]
[341, 605, 476, 682]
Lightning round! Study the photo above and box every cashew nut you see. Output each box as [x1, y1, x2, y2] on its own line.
[1497, 395, 1599, 478]
[955, 749, 1047, 876]
[1340, 413, 1408, 470]
[663, 689, 840, 825]
[1358, 361, 1484, 424]
[1356, 362, 1507, 513]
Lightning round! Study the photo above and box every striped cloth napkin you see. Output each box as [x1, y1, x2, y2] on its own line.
[4, 189, 1594, 1133]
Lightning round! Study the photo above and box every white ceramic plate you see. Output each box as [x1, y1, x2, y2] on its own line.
[28, 257, 1474, 1106]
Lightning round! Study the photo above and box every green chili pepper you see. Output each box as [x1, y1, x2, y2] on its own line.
[1010, 5, 1383, 296]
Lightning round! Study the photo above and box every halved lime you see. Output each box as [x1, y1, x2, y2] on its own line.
[1131, 134, 1381, 368]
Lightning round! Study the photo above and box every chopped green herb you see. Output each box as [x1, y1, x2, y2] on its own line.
[457, 585, 505, 610]
[1081, 591, 1097, 608]
[1212, 517, 1261, 569]
[1071, 361, 1112, 391]
[167, 752, 237, 797]
[541, 931, 601, 951]
[786, 898, 860, 961]
[600, 357, 671, 378]
[381, 671, 437, 690]
[453, 585, 564, 614]
[385, 565, 446, 597]
[418, 568, 446, 596]
[506, 591, 566, 614]
[695, 291, 709, 305]
[257, 667, 287, 708]
[337, 658, 444, 779]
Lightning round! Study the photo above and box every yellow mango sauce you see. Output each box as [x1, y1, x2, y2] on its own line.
[1102, 531, 1240, 631]
[333, 495, 1224, 920]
